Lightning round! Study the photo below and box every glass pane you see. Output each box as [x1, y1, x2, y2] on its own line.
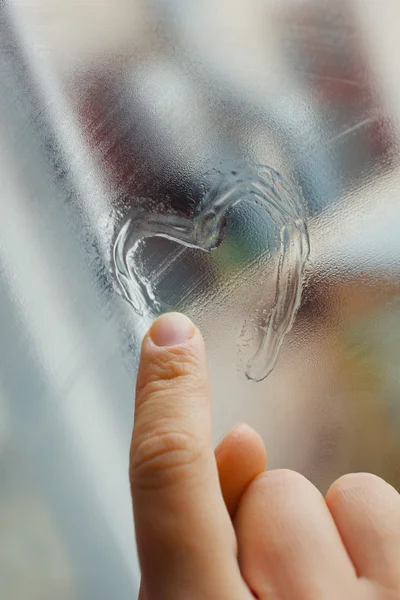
[1, 0, 400, 597]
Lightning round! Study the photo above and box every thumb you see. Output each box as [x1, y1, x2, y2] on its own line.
[129, 313, 247, 600]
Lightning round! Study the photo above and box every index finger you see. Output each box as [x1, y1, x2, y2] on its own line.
[130, 313, 248, 600]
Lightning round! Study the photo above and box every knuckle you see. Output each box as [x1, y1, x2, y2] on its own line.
[137, 372, 201, 409]
[136, 348, 203, 402]
[246, 469, 319, 503]
[130, 429, 204, 491]
[253, 468, 308, 489]
[327, 472, 387, 502]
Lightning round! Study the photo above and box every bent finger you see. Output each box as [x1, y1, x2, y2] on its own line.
[215, 423, 266, 517]
[326, 473, 400, 592]
[235, 469, 357, 600]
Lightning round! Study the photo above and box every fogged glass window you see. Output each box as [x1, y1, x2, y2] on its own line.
[1, 1, 400, 598]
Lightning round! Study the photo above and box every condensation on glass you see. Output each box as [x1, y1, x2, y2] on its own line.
[1, 1, 400, 598]
[112, 164, 310, 382]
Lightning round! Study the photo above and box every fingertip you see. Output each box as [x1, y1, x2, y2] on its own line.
[139, 313, 206, 365]
[136, 313, 207, 407]
[149, 312, 196, 347]
[216, 423, 267, 517]
[326, 472, 400, 514]
[232, 424, 267, 466]
[216, 423, 266, 466]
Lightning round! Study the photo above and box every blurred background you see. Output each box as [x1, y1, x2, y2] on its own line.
[1, 0, 400, 598]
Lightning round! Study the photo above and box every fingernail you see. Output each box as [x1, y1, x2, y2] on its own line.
[149, 313, 195, 347]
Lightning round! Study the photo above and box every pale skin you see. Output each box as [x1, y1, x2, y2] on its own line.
[129, 313, 400, 600]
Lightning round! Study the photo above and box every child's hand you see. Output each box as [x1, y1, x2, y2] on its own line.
[129, 313, 400, 599]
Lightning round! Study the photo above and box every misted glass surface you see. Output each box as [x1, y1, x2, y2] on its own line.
[1, 0, 400, 597]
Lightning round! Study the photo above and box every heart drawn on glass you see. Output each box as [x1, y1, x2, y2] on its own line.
[112, 164, 310, 382]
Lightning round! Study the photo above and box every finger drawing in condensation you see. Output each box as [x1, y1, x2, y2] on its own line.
[112, 164, 310, 382]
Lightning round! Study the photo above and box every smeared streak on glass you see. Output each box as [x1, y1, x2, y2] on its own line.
[112, 165, 310, 382]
